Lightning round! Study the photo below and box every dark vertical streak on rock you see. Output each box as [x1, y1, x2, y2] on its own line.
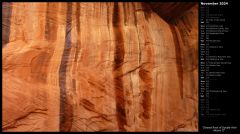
[74, 3, 80, 62]
[59, 3, 73, 132]
[76, 3, 80, 33]
[142, 90, 151, 119]
[106, 3, 110, 30]
[123, 3, 127, 25]
[2, 2, 12, 47]
[72, 79, 76, 92]
[112, 3, 119, 27]
[139, 67, 152, 120]
[141, 3, 152, 21]
[137, 4, 154, 126]
[45, 3, 58, 41]
[170, 25, 183, 99]
[112, 3, 127, 131]
[132, 3, 137, 26]
[45, 3, 50, 40]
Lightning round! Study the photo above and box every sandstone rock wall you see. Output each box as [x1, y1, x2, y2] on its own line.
[2, 2, 198, 132]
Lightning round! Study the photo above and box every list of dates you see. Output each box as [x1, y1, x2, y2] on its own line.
[199, 1, 238, 133]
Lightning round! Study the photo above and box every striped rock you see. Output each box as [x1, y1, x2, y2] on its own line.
[2, 2, 198, 132]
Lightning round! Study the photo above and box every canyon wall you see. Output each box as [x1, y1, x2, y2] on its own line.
[2, 2, 198, 132]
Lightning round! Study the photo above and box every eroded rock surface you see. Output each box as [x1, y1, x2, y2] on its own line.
[2, 2, 198, 132]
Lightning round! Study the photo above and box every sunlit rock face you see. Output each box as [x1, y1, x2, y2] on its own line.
[2, 2, 198, 132]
